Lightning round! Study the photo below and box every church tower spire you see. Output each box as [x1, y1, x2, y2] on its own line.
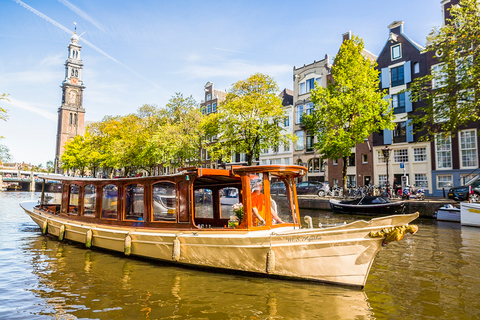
[55, 26, 86, 173]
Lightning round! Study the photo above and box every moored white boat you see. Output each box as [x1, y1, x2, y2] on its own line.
[461, 202, 480, 227]
[20, 165, 419, 288]
[436, 204, 460, 222]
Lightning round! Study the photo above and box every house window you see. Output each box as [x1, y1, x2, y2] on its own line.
[201, 107, 206, 115]
[391, 66, 404, 87]
[306, 78, 315, 92]
[413, 148, 427, 162]
[300, 82, 306, 94]
[333, 159, 338, 166]
[437, 175, 453, 189]
[308, 158, 321, 173]
[362, 154, 368, 164]
[296, 105, 304, 123]
[284, 158, 290, 165]
[414, 62, 420, 74]
[378, 174, 387, 187]
[240, 153, 247, 162]
[460, 174, 478, 185]
[315, 77, 322, 85]
[284, 116, 290, 127]
[378, 151, 387, 164]
[414, 174, 428, 188]
[348, 153, 355, 166]
[305, 102, 314, 115]
[206, 94, 211, 101]
[347, 175, 356, 188]
[262, 160, 267, 165]
[207, 104, 212, 114]
[295, 131, 304, 151]
[392, 93, 406, 114]
[306, 135, 314, 152]
[393, 149, 408, 163]
[212, 102, 217, 113]
[393, 122, 407, 143]
[436, 134, 452, 169]
[284, 139, 290, 152]
[460, 129, 478, 168]
[391, 44, 401, 60]
[432, 63, 447, 89]
[333, 178, 338, 186]
[456, 55, 473, 81]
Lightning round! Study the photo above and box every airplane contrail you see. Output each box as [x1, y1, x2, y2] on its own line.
[57, 0, 104, 31]
[12, 0, 163, 90]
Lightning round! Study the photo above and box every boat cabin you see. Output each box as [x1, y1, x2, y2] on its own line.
[37, 165, 306, 230]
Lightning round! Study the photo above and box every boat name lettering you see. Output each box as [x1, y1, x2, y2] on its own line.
[287, 235, 321, 243]
[468, 208, 480, 214]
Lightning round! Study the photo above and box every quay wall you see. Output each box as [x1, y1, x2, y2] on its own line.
[297, 196, 457, 218]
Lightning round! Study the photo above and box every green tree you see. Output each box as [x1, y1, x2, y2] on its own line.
[303, 36, 394, 190]
[408, 0, 480, 138]
[203, 73, 289, 166]
[46, 160, 55, 173]
[0, 93, 8, 123]
[0, 144, 12, 163]
[61, 135, 90, 176]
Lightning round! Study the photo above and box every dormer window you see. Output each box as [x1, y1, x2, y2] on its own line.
[206, 94, 211, 101]
[391, 44, 402, 60]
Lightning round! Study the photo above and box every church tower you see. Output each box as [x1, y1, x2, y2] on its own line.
[55, 29, 86, 173]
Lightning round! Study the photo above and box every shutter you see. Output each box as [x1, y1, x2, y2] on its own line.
[383, 129, 392, 145]
[405, 91, 412, 112]
[404, 61, 412, 83]
[381, 67, 390, 88]
[406, 119, 414, 142]
[384, 94, 391, 111]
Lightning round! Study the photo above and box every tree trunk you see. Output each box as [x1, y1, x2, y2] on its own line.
[342, 156, 348, 195]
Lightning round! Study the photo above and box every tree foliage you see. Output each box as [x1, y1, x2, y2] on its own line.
[409, 0, 480, 138]
[203, 73, 290, 166]
[303, 36, 394, 188]
[61, 94, 203, 176]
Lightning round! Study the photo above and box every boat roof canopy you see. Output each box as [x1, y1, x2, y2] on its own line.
[38, 165, 307, 183]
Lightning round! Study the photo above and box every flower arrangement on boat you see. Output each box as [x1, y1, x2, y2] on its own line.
[232, 203, 243, 220]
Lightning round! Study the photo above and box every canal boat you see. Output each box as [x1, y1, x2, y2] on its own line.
[436, 204, 460, 222]
[329, 196, 405, 215]
[20, 165, 419, 288]
[461, 202, 480, 227]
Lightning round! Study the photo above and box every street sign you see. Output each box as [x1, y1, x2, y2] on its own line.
[400, 163, 404, 169]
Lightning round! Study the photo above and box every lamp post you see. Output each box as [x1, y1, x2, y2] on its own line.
[382, 146, 392, 197]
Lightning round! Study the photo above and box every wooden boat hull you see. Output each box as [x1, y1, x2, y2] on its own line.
[329, 199, 405, 215]
[21, 201, 418, 288]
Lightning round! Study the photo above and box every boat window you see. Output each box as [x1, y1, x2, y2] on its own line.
[250, 174, 267, 226]
[125, 184, 144, 221]
[270, 175, 294, 224]
[83, 184, 96, 217]
[152, 182, 176, 221]
[68, 184, 79, 214]
[195, 188, 213, 218]
[101, 184, 118, 219]
[220, 187, 239, 218]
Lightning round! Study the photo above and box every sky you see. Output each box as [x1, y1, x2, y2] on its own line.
[0, 0, 443, 167]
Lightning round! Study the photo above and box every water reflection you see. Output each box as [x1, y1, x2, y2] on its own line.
[23, 235, 372, 319]
[4, 194, 480, 319]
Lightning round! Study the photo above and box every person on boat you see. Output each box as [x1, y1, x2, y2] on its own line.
[251, 181, 284, 225]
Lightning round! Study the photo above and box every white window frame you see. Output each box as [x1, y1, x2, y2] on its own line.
[459, 129, 478, 168]
[377, 151, 387, 164]
[437, 174, 453, 189]
[436, 134, 452, 169]
[378, 174, 387, 187]
[414, 173, 428, 188]
[296, 105, 304, 124]
[432, 63, 447, 89]
[295, 131, 304, 151]
[393, 149, 408, 163]
[413, 147, 427, 162]
[391, 44, 402, 61]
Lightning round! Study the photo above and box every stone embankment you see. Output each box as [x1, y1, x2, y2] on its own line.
[297, 195, 457, 218]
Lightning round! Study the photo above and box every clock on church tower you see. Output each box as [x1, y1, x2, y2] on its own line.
[55, 28, 86, 174]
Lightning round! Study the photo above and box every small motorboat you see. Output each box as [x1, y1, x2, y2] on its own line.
[436, 204, 460, 222]
[329, 196, 405, 215]
[461, 202, 480, 227]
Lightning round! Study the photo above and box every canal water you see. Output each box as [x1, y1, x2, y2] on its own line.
[1, 192, 480, 319]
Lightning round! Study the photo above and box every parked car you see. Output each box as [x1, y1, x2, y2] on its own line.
[270, 182, 286, 195]
[296, 181, 329, 197]
[447, 177, 480, 202]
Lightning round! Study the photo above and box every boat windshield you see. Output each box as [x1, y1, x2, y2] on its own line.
[40, 180, 63, 214]
[269, 174, 295, 224]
